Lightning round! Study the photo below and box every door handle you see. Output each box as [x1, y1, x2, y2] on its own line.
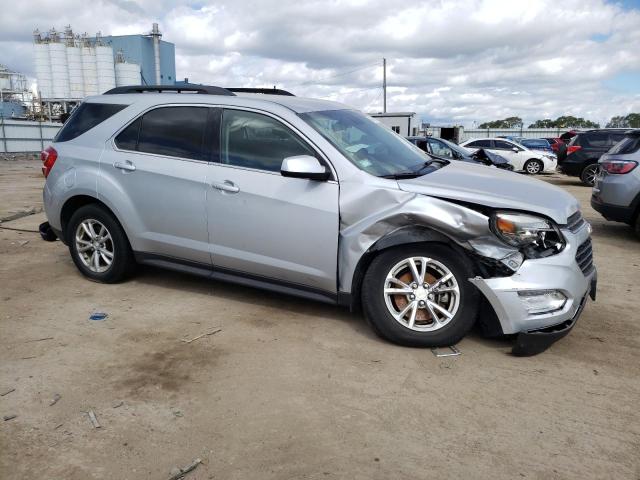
[114, 161, 136, 172]
[212, 180, 240, 193]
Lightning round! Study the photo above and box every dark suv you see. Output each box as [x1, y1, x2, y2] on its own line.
[559, 129, 629, 186]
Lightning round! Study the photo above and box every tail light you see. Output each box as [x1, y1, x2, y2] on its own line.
[601, 160, 638, 174]
[567, 145, 582, 155]
[41, 146, 58, 177]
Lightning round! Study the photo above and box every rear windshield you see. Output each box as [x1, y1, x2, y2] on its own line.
[608, 134, 640, 155]
[55, 102, 128, 142]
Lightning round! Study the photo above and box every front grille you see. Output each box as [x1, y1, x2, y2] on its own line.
[575, 238, 595, 276]
[566, 211, 586, 233]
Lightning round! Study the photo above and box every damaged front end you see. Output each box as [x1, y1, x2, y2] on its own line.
[338, 175, 596, 356]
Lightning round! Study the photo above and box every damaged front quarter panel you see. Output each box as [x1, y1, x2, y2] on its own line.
[338, 178, 518, 293]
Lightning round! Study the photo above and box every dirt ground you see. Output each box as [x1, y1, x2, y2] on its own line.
[1, 156, 639, 480]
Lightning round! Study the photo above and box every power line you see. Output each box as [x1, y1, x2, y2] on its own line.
[290, 61, 380, 87]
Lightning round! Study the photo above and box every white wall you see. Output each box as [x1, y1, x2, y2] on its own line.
[0, 119, 61, 153]
[371, 115, 415, 136]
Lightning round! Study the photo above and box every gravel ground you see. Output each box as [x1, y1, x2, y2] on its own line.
[1, 158, 639, 479]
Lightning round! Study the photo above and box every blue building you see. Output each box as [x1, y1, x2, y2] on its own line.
[94, 33, 176, 86]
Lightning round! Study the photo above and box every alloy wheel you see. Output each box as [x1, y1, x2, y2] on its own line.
[526, 160, 542, 174]
[75, 219, 114, 273]
[582, 164, 600, 186]
[383, 257, 460, 332]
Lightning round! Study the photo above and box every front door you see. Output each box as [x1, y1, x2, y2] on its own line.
[207, 108, 339, 293]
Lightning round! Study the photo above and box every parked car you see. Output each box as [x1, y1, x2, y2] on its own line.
[496, 135, 526, 143]
[406, 136, 513, 170]
[544, 137, 568, 162]
[591, 130, 640, 238]
[39, 85, 596, 356]
[459, 137, 557, 174]
[558, 129, 630, 186]
[520, 138, 554, 153]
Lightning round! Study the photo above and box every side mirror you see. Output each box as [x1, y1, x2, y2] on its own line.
[512, 147, 519, 152]
[281, 155, 330, 181]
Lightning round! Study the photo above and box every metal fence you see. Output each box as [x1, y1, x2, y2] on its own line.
[459, 128, 580, 142]
[0, 118, 61, 153]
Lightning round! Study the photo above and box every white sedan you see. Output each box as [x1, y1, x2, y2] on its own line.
[459, 137, 557, 174]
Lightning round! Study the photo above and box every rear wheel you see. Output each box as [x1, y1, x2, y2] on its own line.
[524, 159, 543, 174]
[67, 204, 134, 283]
[580, 163, 600, 186]
[361, 244, 479, 347]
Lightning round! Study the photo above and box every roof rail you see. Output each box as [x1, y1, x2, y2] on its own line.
[103, 85, 236, 96]
[226, 87, 295, 96]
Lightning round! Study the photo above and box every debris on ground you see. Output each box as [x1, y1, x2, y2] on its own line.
[181, 328, 222, 344]
[49, 393, 61, 406]
[3, 414, 17, 421]
[87, 410, 101, 428]
[431, 345, 461, 357]
[112, 401, 124, 408]
[54, 423, 63, 430]
[0, 388, 15, 397]
[18, 240, 29, 247]
[23, 337, 54, 343]
[171, 408, 183, 418]
[167, 458, 202, 480]
[89, 312, 108, 321]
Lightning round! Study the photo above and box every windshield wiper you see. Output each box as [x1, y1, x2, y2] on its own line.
[378, 160, 443, 179]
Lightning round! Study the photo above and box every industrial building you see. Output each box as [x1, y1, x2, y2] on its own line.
[369, 112, 418, 136]
[32, 23, 175, 119]
[0, 65, 30, 118]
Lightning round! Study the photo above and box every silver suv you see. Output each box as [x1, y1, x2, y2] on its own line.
[40, 85, 597, 355]
[591, 130, 640, 238]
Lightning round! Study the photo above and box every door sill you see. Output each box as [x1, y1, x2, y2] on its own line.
[134, 252, 341, 305]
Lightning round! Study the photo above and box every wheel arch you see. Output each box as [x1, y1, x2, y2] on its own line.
[59, 195, 128, 244]
[346, 226, 469, 312]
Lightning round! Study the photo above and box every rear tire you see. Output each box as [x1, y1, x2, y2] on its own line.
[361, 244, 479, 347]
[67, 204, 135, 283]
[524, 159, 543, 175]
[580, 163, 600, 186]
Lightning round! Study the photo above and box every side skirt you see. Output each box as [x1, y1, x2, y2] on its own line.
[134, 252, 344, 306]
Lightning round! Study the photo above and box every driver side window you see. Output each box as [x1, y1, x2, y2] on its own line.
[427, 139, 453, 158]
[221, 109, 317, 172]
[494, 140, 516, 150]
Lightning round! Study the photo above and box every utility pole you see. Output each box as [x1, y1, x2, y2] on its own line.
[382, 57, 387, 113]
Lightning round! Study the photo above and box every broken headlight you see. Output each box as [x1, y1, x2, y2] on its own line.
[491, 212, 565, 258]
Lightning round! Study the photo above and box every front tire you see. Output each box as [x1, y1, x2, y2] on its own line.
[524, 159, 543, 175]
[361, 244, 479, 347]
[580, 163, 600, 186]
[67, 204, 134, 283]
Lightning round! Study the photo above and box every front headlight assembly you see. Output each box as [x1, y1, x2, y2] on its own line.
[491, 212, 565, 258]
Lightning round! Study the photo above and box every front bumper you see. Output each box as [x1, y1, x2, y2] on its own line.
[469, 221, 595, 355]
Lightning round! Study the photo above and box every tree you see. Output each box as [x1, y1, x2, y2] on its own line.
[529, 119, 555, 128]
[478, 116, 523, 129]
[526, 116, 600, 129]
[606, 113, 640, 128]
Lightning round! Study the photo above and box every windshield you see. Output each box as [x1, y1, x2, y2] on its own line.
[300, 109, 435, 177]
[436, 137, 471, 157]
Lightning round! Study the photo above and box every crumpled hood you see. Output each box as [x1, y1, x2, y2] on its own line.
[397, 161, 579, 224]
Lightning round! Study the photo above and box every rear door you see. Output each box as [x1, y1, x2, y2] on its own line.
[100, 105, 214, 264]
[206, 108, 339, 293]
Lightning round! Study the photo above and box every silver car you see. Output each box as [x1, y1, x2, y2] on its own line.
[40, 85, 597, 355]
[591, 130, 640, 238]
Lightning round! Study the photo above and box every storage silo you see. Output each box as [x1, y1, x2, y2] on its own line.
[81, 37, 98, 96]
[114, 51, 141, 87]
[65, 27, 84, 98]
[33, 30, 53, 99]
[95, 34, 116, 93]
[49, 30, 70, 98]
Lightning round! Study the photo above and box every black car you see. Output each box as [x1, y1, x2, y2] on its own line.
[559, 129, 630, 186]
[407, 136, 513, 170]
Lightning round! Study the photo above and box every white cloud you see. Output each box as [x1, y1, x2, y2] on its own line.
[1, 0, 639, 126]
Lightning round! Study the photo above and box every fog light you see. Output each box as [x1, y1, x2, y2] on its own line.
[518, 290, 567, 314]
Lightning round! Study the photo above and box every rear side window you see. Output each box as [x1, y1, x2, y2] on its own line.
[467, 140, 492, 148]
[55, 103, 127, 142]
[116, 106, 210, 161]
[609, 135, 640, 155]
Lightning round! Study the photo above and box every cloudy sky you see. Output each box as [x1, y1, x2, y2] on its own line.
[2, 0, 640, 126]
